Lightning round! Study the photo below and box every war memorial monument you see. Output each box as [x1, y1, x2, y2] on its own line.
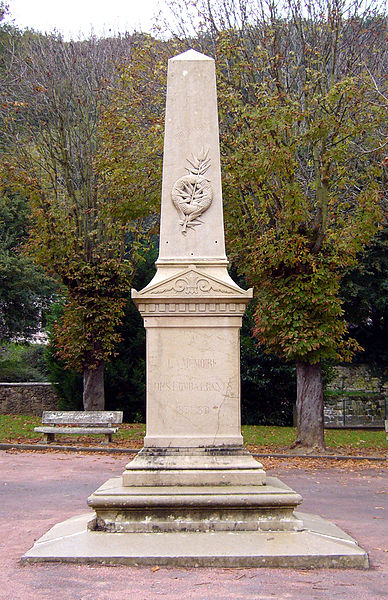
[23, 50, 368, 567]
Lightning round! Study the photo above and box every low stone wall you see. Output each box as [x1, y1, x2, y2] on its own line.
[324, 365, 387, 428]
[0, 383, 59, 416]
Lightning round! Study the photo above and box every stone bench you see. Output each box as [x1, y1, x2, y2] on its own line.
[385, 420, 388, 440]
[34, 411, 123, 444]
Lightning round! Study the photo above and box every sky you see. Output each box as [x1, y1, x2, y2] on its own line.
[5, 0, 166, 39]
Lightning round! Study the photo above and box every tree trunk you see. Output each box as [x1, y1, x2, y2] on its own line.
[83, 361, 105, 411]
[292, 361, 325, 453]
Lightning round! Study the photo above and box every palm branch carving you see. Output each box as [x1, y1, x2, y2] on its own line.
[171, 149, 213, 234]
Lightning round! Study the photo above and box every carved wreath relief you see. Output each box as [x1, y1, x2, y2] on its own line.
[171, 149, 213, 234]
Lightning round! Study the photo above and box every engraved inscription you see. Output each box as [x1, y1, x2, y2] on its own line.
[151, 378, 237, 396]
[177, 405, 210, 416]
[152, 380, 223, 393]
[171, 149, 213, 234]
[167, 358, 217, 369]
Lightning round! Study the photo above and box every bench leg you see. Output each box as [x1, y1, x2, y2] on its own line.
[43, 433, 55, 444]
[104, 433, 112, 444]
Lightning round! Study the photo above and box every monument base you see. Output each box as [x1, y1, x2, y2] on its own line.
[22, 460, 369, 568]
[121, 446, 266, 486]
[22, 510, 369, 568]
[87, 476, 303, 533]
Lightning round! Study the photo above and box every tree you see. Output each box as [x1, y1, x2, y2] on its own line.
[240, 303, 296, 426]
[0, 32, 155, 409]
[95, 35, 180, 222]
[0, 190, 56, 340]
[0, 11, 56, 341]
[341, 226, 388, 365]
[44, 240, 159, 419]
[166, 0, 387, 450]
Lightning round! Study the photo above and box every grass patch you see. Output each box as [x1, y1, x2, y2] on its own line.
[117, 423, 146, 443]
[242, 425, 387, 449]
[0, 415, 386, 450]
[0, 415, 147, 444]
[243, 425, 297, 447]
[324, 428, 387, 450]
[0, 414, 41, 440]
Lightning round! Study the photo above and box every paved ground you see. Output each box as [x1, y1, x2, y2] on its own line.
[1, 450, 387, 600]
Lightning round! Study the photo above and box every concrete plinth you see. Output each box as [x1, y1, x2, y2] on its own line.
[22, 511, 369, 568]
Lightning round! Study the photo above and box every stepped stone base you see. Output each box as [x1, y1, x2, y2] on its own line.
[21, 445, 369, 567]
[22, 511, 369, 568]
[87, 476, 303, 533]
[122, 446, 266, 487]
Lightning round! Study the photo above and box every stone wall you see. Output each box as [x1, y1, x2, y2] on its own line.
[0, 383, 59, 416]
[324, 364, 387, 428]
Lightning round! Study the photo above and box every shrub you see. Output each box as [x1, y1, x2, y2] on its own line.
[0, 342, 49, 382]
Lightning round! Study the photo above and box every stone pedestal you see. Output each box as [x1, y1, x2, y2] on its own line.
[133, 265, 252, 450]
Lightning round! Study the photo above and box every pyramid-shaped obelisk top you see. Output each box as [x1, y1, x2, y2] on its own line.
[157, 48, 227, 265]
[171, 49, 213, 61]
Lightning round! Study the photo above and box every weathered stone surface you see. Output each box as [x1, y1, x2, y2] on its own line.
[21, 511, 369, 568]
[39, 410, 123, 425]
[34, 411, 123, 443]
[158, 49, 226, 264]
[88, 476, 302, 533]
[131, 49, 252, 450]
[0, 383, 58, 415]
[122, 446, 265, 486]
[141, 321, 246, 448]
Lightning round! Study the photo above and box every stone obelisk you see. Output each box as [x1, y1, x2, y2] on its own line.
[159, 49, 227, 266]
[134, 49, 254, 452]
[22, 50, 368, 568]
[118, 48, 266, 486]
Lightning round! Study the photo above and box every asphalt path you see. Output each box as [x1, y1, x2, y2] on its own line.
[1, 450, 387, 600]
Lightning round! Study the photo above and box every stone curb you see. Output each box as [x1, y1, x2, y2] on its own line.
[0, 442, 138, 454]
[0, 442, 386, 461]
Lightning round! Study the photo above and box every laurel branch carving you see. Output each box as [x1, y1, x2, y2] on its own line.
[171, 149, 213, 234]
